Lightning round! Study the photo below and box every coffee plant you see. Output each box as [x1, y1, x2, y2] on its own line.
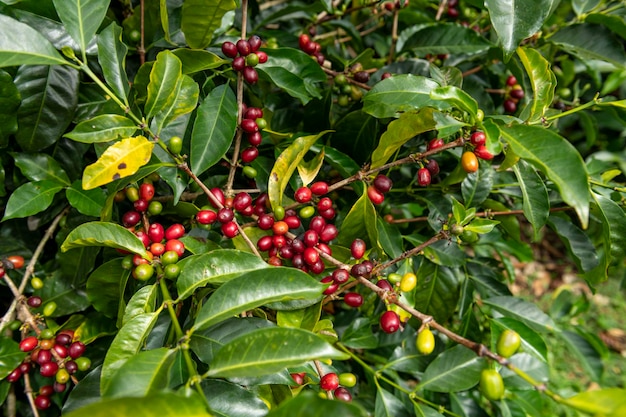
[0, 0, 625, 416]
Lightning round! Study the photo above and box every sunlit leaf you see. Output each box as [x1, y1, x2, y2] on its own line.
[104, 348, 177, 397]
[61, 221, 150, 257]
[417, 345, 486, 392]
[2, 180, 64, 221]
[0, 14, 68, 67]
[181, 0, 237, 49]
[52, 0, 109, 56]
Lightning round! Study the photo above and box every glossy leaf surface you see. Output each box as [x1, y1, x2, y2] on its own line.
[0, 14, 67, 67]
[61, 221, 150, 257]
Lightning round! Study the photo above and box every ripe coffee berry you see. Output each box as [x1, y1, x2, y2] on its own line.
[470, 131, 486, 146]
[20, 336, 38, 352]
[417, 167, 431, 186]
[303, 230, 319, 247]
[503, 99, 517, 113]
[122, 210, 141, 227]
[196, 209, 217, 225]
[248, 131, 262, 146]
[65, 360, 78, 374]
[376, 279, 393, 291]
[236, 39, 251, 56]
[284, 215, 301, 229]
[320, 224, 338, 242]
[310, 181, 329, 195]
[248, 35, 262, 51]
[221, 41, 238, 58]
[426, 159, 440, 176]
[165, 239, 185, 256]
[298, 34, 311, 50]
[35, 395, 51, 410]
[27, 295, 42, 308]
[221, 221, 239, 238]
[232, 56, 245, 72]
[367, 185, 385, 205]
[291, 372, 306, 385]
[294, 186, 312, 203]
[40, 361, 59, 378]
[380, 310, 401, 334]
[241, 119, 258, 133]
[256, 51, 268, 63]
[320, 372, 339, 391]
[510, 87, 525, 99]
[165, 223, 185, 240]
[139, 183, 155, 201]
[303, 247, 320, 266]
[233, 192, 252, 211]
[257, 214, 274, 230]
[321, 276, 338, 295]
[241, 146, 259, 163]
[243, 66, 258, 84]
[373, 174, 393, 193]
[350, 238, 366, 259]
[353, 71, 370, 83]
[344, 292, 363, 307]
[461, 151, 479, 173]
[506, 75, 517, 86]
[351, 262, 369, 277]
[332, 268, 350, 284]
[7, 368, 21, 382]
[474, 145, 494, 160]
[334, 387, 352, 402]
[272, 220, 289, 235]
[428, 138, 444, 151]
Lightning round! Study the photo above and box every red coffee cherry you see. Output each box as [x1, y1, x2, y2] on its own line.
[122, 210, 141, 228]
[503, 99, 517, 113]
[248, 35, 262, 52]
[303, 247, 320, 266]
[470, 131, 486, 146]
[353, 71, 370, 83]
[417, 167, 431, 186]
[350, 239, 366, 259]
[247, 131, 262, 146]
[298, 34, 311, 50]
[334, 387, 353, 402]
[196, 210, 217, 225]
[233, 192, 252, 212]
[474, 145, 494, 160]
[236, 39, 251, 56]
[139, 183, 155, 201]
[319, 224, 338, 242]
[284, 215, 301, 230]
[210, 187, 225, 208]
[373, 174, 393, 193]
[310, 181, 329, 195]
[332, 268, 350, 284]
[303, 230, 319, 247]
[510, 87, 525, 99]
[35, 395, 51, 410]
[426, 159, 440, 176]
[317, 197, 333, 211]
[241, 146, 259, 163]
[243, 66, 258, 84]
[232, 56, 245, 72]
[256, 51, 268, 63]
[217, 208, 235, 224]
[506, 75, 517, 86]
[165, 239, 185, 256]
[291, 372, 306, 385]
[350, 262, 369, 277]
[39, 361, 59, 378]
[6, 255, 25, 269]
[55, 333, 72, 346]
[244, 107, 263, 120]
[148, 223, 165, 243]
[344, 292, 363, 307]
[376, 279, 393, 291]
[380, 310, 401, 334]
[221, 221, 239, 238]
[428, 138, 444, 151]
[69, 341, 86, 359]
[221, 41, 238, 58]
[6, 367, 21, 382]
[294, 186, 312, 203]
[241, 119, 259, 134]
[165, 223, 185, 240]
[257, 236, 274, 252]
[257, 214, 275, 230]
[321, 276, 338, 295]
[320, 372, 339, 391]
[367, 185, 385, 205]
[27, 296, 42, 308]
[381, 72, 392, 79]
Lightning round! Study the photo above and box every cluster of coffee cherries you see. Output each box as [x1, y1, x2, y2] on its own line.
[195, 187, 262, 239]
[298, 34, 325, 65]
[381, 0, 410, 11]
[332, 65, 370, 107]
[291, 371, 356, 402]
[446, 0, 460, 18]
[221, 35, 268, 84]
[0, 254, 25, 279]
[118, 181, 185, 281]
[239, 104, 267, 166]
[416, 138, 447, 186]
[503, 75, 525, 113]
[367, 174, 393, 205]
[454, 130, 493, 174]
[8, 329, 90, 410]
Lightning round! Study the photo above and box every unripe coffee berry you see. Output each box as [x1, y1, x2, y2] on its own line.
[496, 329, 521, 358]
[416, 327, 436, 354]
[480, 369, 505, 401]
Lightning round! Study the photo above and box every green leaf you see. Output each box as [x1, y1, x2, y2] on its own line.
[11, 152, 70, 185]
[52, 0, 109, 56]
[461, 164, 493, 207]
[375, 386, 412, 417]
[491, 317, 548, 362]
[2, 180, 64, 221]
[100, 312, 161, 395]
[122, 284, 159, 325]
[82, 136, 154, 189]
[376, 217, 404, 259]
[500, 353, 549, 389]
[516, 47, 556, 123]
[189, 84, 237, 177]
[558, 330, 604, 382]
[0, 337, 25, 380]
[400, 23, 492, 56]
[336, 186, 381, 255]
[65, 114, 137, 143]
[206, 327, 348, 378]
[430, 86, 478, 117]
[297, 148, 325, 187]
[61, 221, 150, 257]
[257, 48, 327, 105]
[331, 110, 378, 165]
[547, 216, 599, 273]
[74, 312, 118, 344]
[0, 14, 68, 67]
[201, 379, 269, 417]
[176, 249, 270, 300]
[363, 74, 446, 119]
[417, 345, 486, 392]
[62, 366, 103, 414]
[0, 70, 20, 143]
[145, 51, 183, 120]
[550, 23, 626, 68]
[266, 391, 368, 417]
[66, 180, 107, 217]
[181, 0, 237, 49]
[563, 388, 626, 416]
[268, 131, 331, 211]
[500, 124, 590, 228]
[97, 23, 130, 103]
[585, 13, 626, 40]
[172, 49, 228, 74]
[104, 348, 177, 397]
[512, 160, 549, 241]
[14, 64, 78, 151]
[63, 391, 211, 417]
[485, 0, 554, 59]
[341, 317, 378, 349]
[191, 268, 324, 331]
[276, 303, 321, 331]
[35, 270, 91, 316]
[413, 261, 463, 323]
[464, 218, 499, 234]
[483, 295, 557, 333]
[371, 109, 437, 169]
[86, 259, 128, 319]
[152, 74, 199, 134]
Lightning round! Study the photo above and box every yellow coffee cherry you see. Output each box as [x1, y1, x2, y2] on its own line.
[400, 272, 417, 292]
[416, 327, 435, 355]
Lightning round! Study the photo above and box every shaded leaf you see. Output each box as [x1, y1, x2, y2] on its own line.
[413, 261, 463, 323]
[97, 23, 130, 102]
[483, 296, 557, 333]
[201, 379, 269, 417]
[82, 136, 154, 189]
[14, 64, 78, 151]
[0, 337, 25, 380]
[172, 49, 228, 74]
[418, 345, 486, 392]
[189, 84, 237, 177]
[86, 259, 128, 319]
[517, 47, 556, 123]
[548, 216, 599, 273]
[500, 124, 590, 228]
[66, 180, 107, 217]
[0, 70, 20, 143]
[122, 284, 159, 325]
[145, 51, 183, 120]
[206, 327, 348, 378]
[192, 268, 324, 331]
[0, 14, 68, 67]
[176, 249, 270, 300]
[401, 23, 492, 56]
[11, 152, 70, 185]
[35, 270, 91, 316]
[461, 164, 493, 207]
[2, 180, 64, 221]
[61, 221, 150, 257]
[336, 186, 381, 255]
[375, 387, 412, 417]
[268, 131, 331, 211]
[512, 160, 549, 241]
[550, 23, 626, 68]
[266, 391, 368, 417]
[65, 114, 137, 143]
[371, 109, 437, 169]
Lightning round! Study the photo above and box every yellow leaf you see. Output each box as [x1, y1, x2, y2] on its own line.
[82, 136, 154, 190]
